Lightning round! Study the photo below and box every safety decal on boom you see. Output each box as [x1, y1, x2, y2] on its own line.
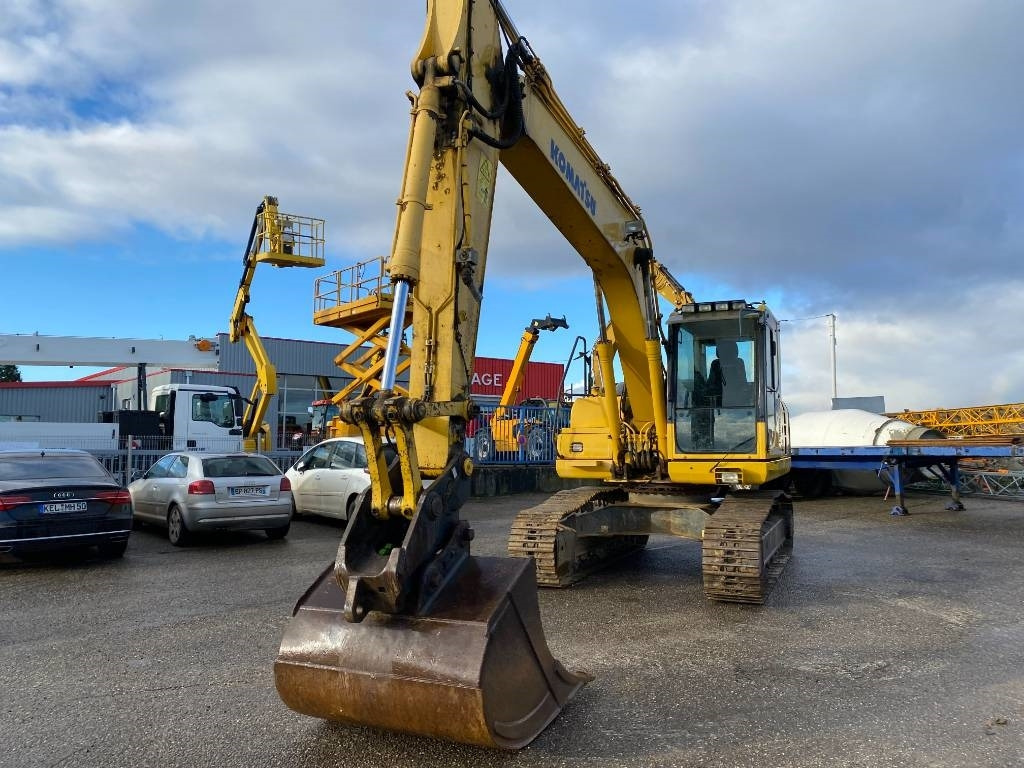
[477, 157, 493, 205]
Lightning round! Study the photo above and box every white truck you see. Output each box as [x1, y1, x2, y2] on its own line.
[0, 384, 247, 452]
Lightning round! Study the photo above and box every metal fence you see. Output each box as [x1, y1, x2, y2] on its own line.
[4, 404, 570, 485]
[909, 470, 1024, 502]
[467, 403, 567, 465]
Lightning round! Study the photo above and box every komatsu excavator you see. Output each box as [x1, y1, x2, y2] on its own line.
[229, 196, 324, 450]
[473, 313, 568, 461]
[275, 0, 793, 749]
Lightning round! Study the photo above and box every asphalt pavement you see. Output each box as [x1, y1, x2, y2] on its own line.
[2, 491, 1023, 767]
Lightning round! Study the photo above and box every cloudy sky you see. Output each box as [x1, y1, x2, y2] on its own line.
[1, 0, 1021, 414]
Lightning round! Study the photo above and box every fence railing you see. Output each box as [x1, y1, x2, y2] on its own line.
[467, 403, 568, 465]
[4, 404, 571, 485]
[910, 470, 1024, 502]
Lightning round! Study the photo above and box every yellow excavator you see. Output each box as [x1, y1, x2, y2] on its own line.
[275, 0, 793, 749]
[229, 196, 325, 451]
[473, 313, 568, 461]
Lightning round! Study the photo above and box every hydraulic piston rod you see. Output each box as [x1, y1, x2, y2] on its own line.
[381, 279, 411, 392]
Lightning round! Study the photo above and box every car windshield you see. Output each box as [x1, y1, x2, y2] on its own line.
[0, 454, 111, 481]
[202, 456, 280, 478]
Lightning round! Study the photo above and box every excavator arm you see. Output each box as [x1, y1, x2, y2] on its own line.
[229, 196, 325, 451]
[339, 0, 685, 607]
[275, 0, 694, 749]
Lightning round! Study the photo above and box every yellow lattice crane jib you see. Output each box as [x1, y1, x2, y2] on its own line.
[888, 402, 1024, 437]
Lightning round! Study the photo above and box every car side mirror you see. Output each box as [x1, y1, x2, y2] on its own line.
[294, 460, 307, 472]
[130, 470, 143, 482]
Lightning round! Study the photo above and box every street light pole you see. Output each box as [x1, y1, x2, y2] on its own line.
[781, 312, 839, 407]
[827, 313, 838, 402]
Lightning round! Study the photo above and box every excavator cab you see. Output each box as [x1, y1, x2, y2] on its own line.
[667, 300, 790, 485]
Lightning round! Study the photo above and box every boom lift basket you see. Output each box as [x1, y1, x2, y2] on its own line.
[274, 555, 589, 749]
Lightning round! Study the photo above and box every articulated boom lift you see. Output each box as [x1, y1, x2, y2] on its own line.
[276, 0, 794, 749]
[229, 196, 324, 450]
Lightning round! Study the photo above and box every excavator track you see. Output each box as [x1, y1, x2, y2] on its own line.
[702, 491, 793, 604]
[507, 486, 646, 586]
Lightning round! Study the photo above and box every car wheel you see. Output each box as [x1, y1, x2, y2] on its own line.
[265, 521, 290, 540]
[290, 499, 302, 519]
[97, 540, 128, 559]
[167, 505, 191, 547]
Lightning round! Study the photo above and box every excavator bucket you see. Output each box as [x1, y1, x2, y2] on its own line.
[274, 555, 590, 749]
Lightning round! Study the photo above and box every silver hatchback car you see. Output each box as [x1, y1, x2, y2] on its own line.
[128, 452, 292, 546]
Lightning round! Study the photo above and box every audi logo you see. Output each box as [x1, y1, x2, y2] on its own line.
[52, 491, 75, 499]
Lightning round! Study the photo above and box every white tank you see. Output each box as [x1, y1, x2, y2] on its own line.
[789, 409, 944, 495]
[790, 409, 943, 447]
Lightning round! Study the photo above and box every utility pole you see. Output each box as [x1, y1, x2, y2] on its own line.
[780, 313, 838, 407]
[827, 313, 838, 402]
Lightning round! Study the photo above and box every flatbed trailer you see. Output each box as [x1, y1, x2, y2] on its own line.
[790, 439, 1024, 515]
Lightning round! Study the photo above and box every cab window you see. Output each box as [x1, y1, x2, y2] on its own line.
[191, 394, 236, 428]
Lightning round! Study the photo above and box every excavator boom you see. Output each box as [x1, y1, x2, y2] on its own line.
[275, 1, 591, 748]
[276, 0, 791, 751]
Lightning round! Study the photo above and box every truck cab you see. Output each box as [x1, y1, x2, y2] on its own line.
[150, 384, 245, 451]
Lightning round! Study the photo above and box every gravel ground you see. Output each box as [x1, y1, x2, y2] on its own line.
[2, 491, 1023, 767]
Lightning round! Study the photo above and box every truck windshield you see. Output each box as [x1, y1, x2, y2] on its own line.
[191, 394, 237, 428]
[672, 314, 758, 453]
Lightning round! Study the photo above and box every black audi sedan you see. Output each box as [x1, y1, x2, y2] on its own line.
[0, 449, 132, 559]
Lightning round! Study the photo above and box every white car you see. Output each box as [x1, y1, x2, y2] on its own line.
[286, 437, 393, 520]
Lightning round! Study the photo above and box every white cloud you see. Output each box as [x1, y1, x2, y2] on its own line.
[782, 281, 1024, 414]
[1, 0, 1021, 413]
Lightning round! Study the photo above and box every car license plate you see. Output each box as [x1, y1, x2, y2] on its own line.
[229, 486, 269, 497]
[41, 501, 89, 514]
